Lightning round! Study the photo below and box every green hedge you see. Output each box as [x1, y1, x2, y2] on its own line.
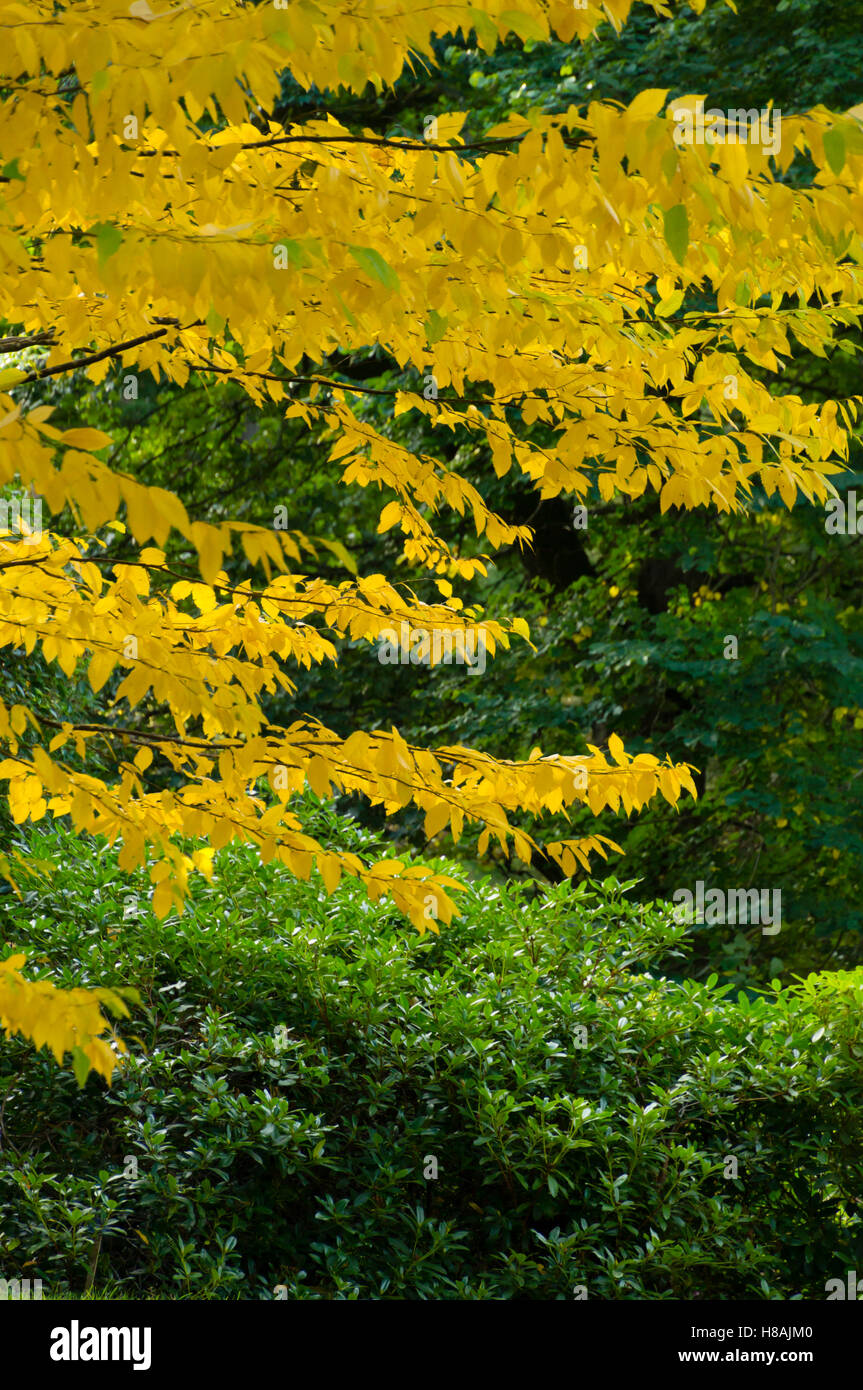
[1, 813, 862, 1299]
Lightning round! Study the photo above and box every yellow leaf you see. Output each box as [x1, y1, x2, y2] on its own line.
[607, 733, 627, 766]
[61, 428, 113, 450]
[423, 802, 451, 839]
[88, 650, 116, 693]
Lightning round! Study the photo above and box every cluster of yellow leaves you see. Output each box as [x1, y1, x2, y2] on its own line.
[0, 0, 722, 134]
[0, 4, 858, 574]
[0, 527, 525, 737]
[0, 523, 698, 927]
[0, 952, 130, 1086]
[0, 714, 695, 924]
[0, 0, 859, 1080]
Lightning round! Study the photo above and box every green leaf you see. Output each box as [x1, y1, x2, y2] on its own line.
[661, 147, 679, 183]
[425, 309, 448, 344]
[499, 9, 547, 42]
[823, 128, 845, 177]
[466, 7, 498, 50]
[1, 158, 24, 182]
[333, 291, 357, 329]
[348, 246, 400, 294]
[92, 222, 123, 266]
[656, 289, 683, 318]
[71, 1045, 91, 1088]
[115, 985, 143, 1006]
[663, 204, 689, 265]
[206, 302, 226, 335]
[275, 238, 308, 272]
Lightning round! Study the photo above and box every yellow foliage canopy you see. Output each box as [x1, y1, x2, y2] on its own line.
[0, 0, 860, 1079]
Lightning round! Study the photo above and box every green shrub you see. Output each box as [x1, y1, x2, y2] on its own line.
[1, 812, 862, 1299]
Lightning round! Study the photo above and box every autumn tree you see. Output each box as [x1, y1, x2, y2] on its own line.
[0, 0, 861, 1080]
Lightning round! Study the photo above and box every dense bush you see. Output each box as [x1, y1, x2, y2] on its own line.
[1, 811, 862, 1300]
